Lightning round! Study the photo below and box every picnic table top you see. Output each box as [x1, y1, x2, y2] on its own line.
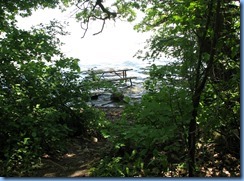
[84, 68, 133, 74]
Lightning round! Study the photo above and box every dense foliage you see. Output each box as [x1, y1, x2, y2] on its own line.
[0, 0, 106, 176]
[0, 0, 240, 177]
[88, 0, 240, 177]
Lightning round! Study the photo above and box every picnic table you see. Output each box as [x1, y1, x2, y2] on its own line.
[87, 68, 137, 86]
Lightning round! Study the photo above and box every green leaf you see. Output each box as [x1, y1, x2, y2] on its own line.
[23, 138, 30, 144]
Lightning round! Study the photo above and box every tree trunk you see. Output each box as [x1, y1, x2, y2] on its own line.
[187, 0, 221, 176]
[188, 96, 200, 176]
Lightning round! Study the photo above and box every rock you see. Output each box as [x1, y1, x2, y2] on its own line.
[110, 92, 124, 102]
[91, 94, 99, 100]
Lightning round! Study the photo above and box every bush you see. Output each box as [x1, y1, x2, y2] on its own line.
[91, 63, 193, 176]
[0, 22, 108, 176]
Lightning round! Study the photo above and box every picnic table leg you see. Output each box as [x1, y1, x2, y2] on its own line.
[129, 78, 132, 86]
[100, 72, 105, 79]
[122, 70, 127, 78]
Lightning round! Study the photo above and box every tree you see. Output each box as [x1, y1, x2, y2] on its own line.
[130, 0, 240, 176]
[0, 0, 107, 176]
[74, 0, 240, 176]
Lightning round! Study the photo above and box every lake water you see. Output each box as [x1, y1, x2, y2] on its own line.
[78, 59, 167, 107]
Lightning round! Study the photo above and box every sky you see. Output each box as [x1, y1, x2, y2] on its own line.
[16, 7, 152, 66]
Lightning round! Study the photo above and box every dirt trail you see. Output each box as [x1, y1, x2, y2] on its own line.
[35, 138, 107, 177]
[34, 107, 122, 177]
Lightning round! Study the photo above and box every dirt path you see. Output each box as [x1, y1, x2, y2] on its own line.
[34, 107, 122, 177]
[34, 138, 107, 177]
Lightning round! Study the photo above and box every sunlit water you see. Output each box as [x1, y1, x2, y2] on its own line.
[79, 59, 167, 107]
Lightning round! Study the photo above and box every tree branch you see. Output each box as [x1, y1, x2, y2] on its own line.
[93, 18, 106, 36]
[80, 21, 89, 38]
[75, 0, 117, 38]
[95, 0, 117, 19]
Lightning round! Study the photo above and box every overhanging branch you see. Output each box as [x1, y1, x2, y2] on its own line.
[93, 18, 106, 36]
[75, 0, 117, 38]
